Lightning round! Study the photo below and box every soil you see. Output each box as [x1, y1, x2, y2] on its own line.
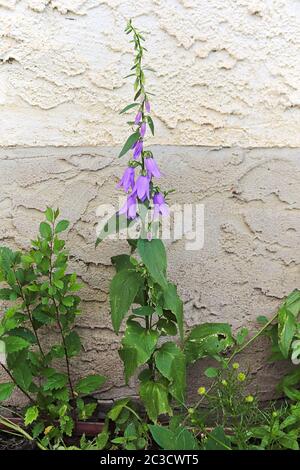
[0, 432, 35, 450]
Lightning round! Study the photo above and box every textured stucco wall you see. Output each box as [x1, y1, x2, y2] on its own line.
[0, 146, 299, 404]
[0, 0, 300, 147]
[0, 1, 300, 405]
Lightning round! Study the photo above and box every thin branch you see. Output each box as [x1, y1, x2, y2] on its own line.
[0, 362, 35, 404]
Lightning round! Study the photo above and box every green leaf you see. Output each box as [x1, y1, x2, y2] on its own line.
[278, 369, 300, 401]
[139, 380, 172, 423]
[96, 213, 136, 246]
[204, 426, 231, 450]
[0, 382, 15, 401]
[55, 220, 70, 234]
[32, 422, 44, 438]
[96, 430, 109, 450]
[204, 366, 219, 378]
[7, 327, 36, 345]
[147, 115, 154, 135]
[62, 296, 75, 307]
[109, 269, 144, 333]
[39, 222, 52, 239]
[184, 323, 233, 364]
[111, 254, 134, 272]
[118, 131, 140, 158]
[119, 320, 159, 382]
[257, 315, 269, 325]
[4, 335, 30, 353]
[75, 374, 106, 395]
[132, 306, 154, 316]
[236, 327, 249, 345]
[278, 306, 296, 358]
[137, 239, 167, 288]
[65, 331, 81, 357]
[13, 362, 33, 390]
[149, 424, 199, 450]
[119, 103, 139, 114]
[43, 372, 68, 391]
[107, 398, 130, 421]
[24, 406, 39, 426]
[163, 283, 184, 340]
[45, 207, 54, 223]
[155, 342, 186, 402]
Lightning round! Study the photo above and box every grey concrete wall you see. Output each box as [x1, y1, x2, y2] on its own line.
[1, 145, 299, 404]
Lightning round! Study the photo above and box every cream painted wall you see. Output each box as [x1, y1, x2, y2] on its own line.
[0, 0, 299, 147]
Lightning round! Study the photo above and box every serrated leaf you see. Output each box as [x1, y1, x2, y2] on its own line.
[109, 269, 144, 333]
[43, 372, 68, 391]
[75, 374, 106, 395]
[0, 382, 15, 401]
[139, 380, 172, 423]
[65, 331, 81, 357]
[155, 342, 186, 402]
[24, 406, 39, 426]
[137, 239, 167, 289]
[149, 424, 198, 450]
[119, 320, 159, 382]
[13, 362, 33, 390]
[4, 336, 30, 353]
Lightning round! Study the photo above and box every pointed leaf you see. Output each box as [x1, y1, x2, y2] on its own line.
[137, 239, 167, 289]
[118, 131, 140, 158]
[109, 270, 144, 333]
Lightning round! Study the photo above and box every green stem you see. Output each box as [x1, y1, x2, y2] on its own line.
[227, 311, 279, 364]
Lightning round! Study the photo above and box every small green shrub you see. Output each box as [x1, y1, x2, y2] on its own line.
[0, 208, 105, 445]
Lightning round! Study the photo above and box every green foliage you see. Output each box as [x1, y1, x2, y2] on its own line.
[0, 208, 106, 442]
[149, 424, 198, 450]
[184, 323, 234, 363]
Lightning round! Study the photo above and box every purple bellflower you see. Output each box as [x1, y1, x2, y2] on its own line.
[135, 111, 142, 124]
[116, 166, 135, 192]
[119, 193, 138, 220]
[145, 157, 161, 179]
[145, 101, 151, 113]
[153, 192, 169, 218]
[134, 175, 150, 202]
[140, 121, 146, 137]
[133, 140, 143, 159]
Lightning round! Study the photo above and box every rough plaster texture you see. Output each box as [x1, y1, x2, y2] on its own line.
[0, 0, 300, 147]
[0, 146, 299, 404]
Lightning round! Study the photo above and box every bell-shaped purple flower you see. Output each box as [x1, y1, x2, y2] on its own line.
[145, 157, 161, 179]
[145, 101, 151, 113]
[133, 140, 143, 159]
[153, 192, 169, 218]
[119, 193, 138, 220]
[140, 122, 146, 138]
[134, 175, 150, 202]
[116, 166, 135, 192]
[135, 111, 142, 125]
